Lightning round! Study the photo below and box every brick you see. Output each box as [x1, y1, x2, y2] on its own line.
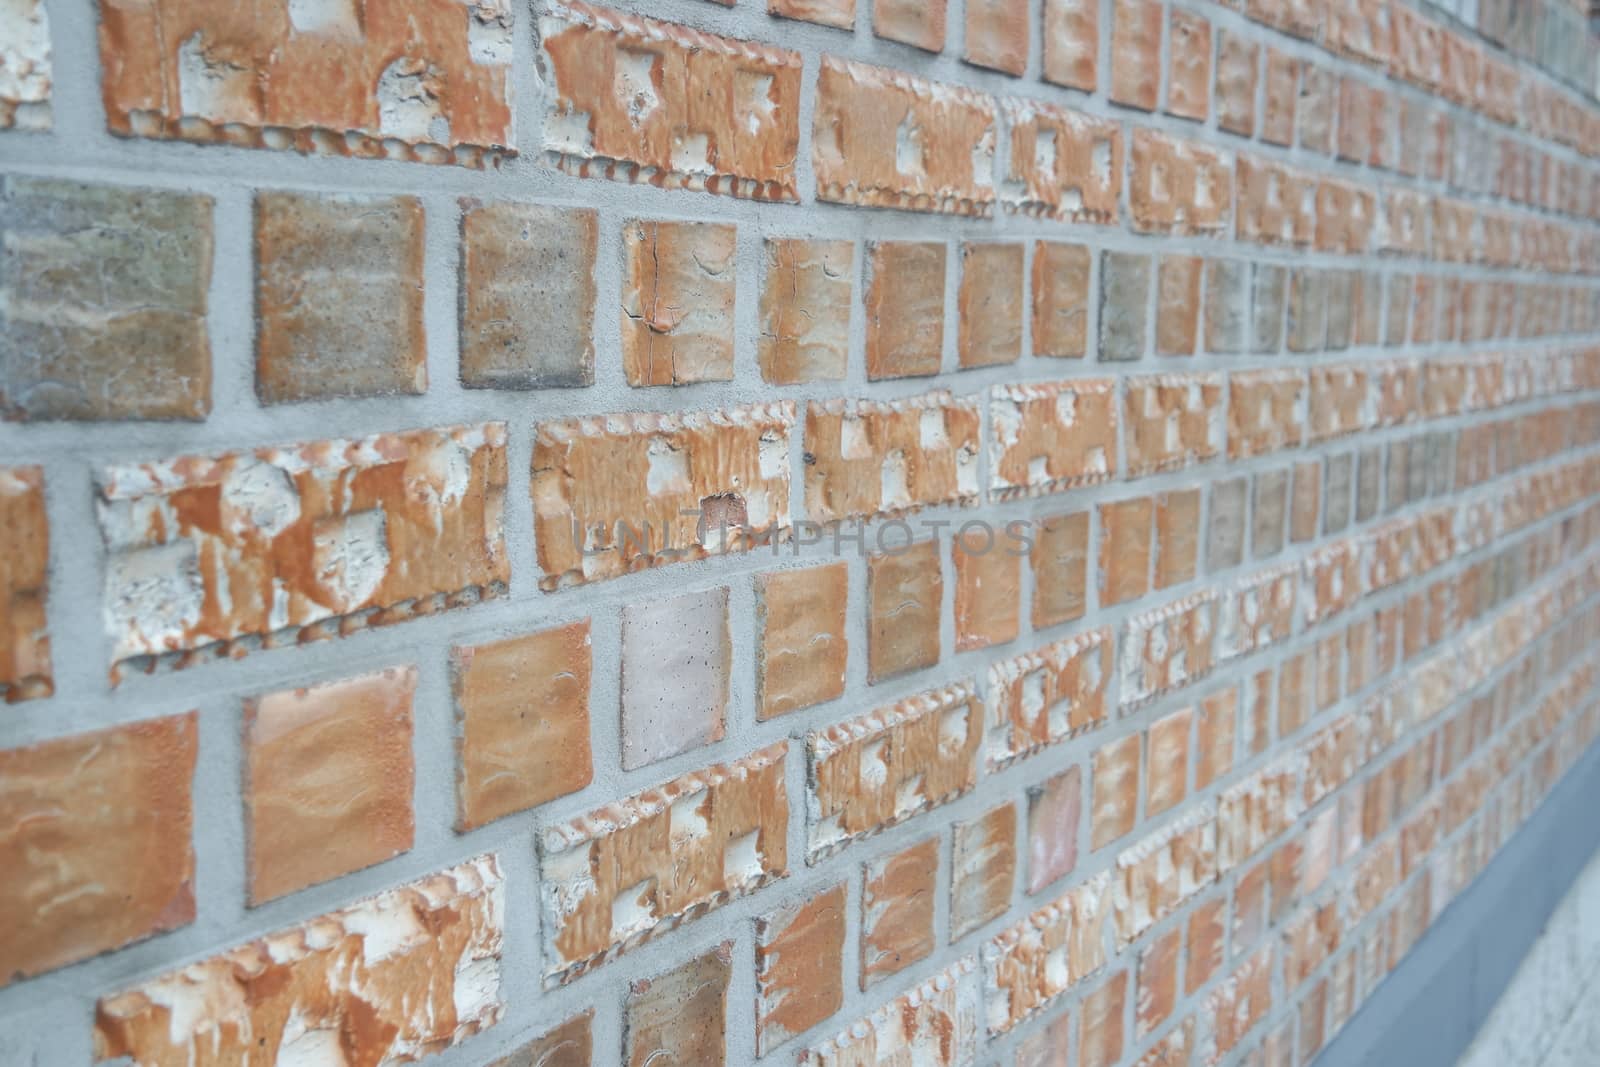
[1236, 157, 1316, 247]
[1252, 264, 1287, 353]
[1033, 241, 1092, 358]
[865, 240, 947, 378]
[966, 0, 1028, 74]
[541, 2, 799, 198]
[0, 0, 49, 129]
[1148, 706, 1192, 816]
[1325, 271, 1354, 349]
[1137, 1018, 1195, 1067]
[804, 959, 979, 1064]
[1138, 928, 1181, 1036]
[1001, 100, 1122, 223]
[96, 857, 502, 1061]
[1043, 0, 1099, 90]
[1197, 686, 1237, 788]
[1111, 809, 1217, 946]
[1157, 255, 1203, 354]
[985, 873, 1112, 1033]
[815, 58, 995, 215]
[1123, 374, 1225, 477]
[1291, 461, 1321, 543]
[1298, 64, 1336, 153]
[1, 713, 196, 986]
[863, 837, 939, 986]
[244, 668, 416, 903]
[1229, 369, 1308, 460]
[622, 219, 737, 386]
[454, 621, 593, 830]
[1100, 251, 1151, 361]
[626, 942, 731, 1067]
[100, 0, 512, 163]
[1017, 1011, 1073, 1066]
[1186, 898, 1226, 992]
[756, 886, 848, 1054]
[985, 628, 1112, 767]
[491, 1013, 593, 1067]
[1119, 591, 1220, 708]
[621, 587, 729, 769]
[808, 684, 979, 859]
[0, 467, 49, 702]
[760, 238, 852, 384]
[1028, 765, 1084, 892]
[1092, 733, 1142, 848]
[1208, 477, 1248, 571]
[1155, 488, 1201, 589]
[255, 191, 426, 403]
[866, 538, 943, 680]
[770, 0, 855, 29]
[1080, 970, 1128, 1067]
[876, 0, 947, 49]
[1167, 10, 1212, 121]
[990, 379, 1118, 496]
[540, 743, 787, 983]
[758, 563, 848, 719]
[958, 242, 1024, 368]
[1130, 131, 1233, 236]
[1031, 511, 1090, 629]
[99, 423, 507, 675]
[955, 526, 1021, 651]
[1216, 33, 1259, 136]
[1252, 469, 1288, 559]
[460, 201, 597, 389]
[1205, 947, 1273, 1060]
[1262, 50, 1298, 145]
[953, 804, 1018, 938]
[1205, 259, 1250, 354]
[1101, 496, 1154, 606]
[0, 177, 211, 421]
[1287, 269, 1328, 353]
[1315, 179, 1376, 255]
[532, 403, 793, 589]
[1384, 274, 1411, 345]
[1111, 0, 1163, 110]
[807, 392, 980, 522]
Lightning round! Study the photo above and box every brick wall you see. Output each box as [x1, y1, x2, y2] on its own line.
[3, 0, 1600, 1065]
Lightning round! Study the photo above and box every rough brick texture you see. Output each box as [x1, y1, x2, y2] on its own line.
[6, 2, 1600, 1066]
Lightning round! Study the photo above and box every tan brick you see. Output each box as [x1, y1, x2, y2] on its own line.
[1028, 765, 1083, 891]
[865, 240, 947, 378]
[626, 942, 731, 1067]
[245, 668, 416, 903]
[453, 621, 594, 830]
[1197, 686, 1238, 788]
[952, 803, 1017, 938]
[460, 201, 597, 389]
[958, 242, 1024, 368]
[99, 0, 512, 162]
[1216, 33, 1259, 136]
[541, 2, 800, 198]
[1157, 255, 1204, 354]
[1186, 898, 1226, 992]
[954, 526, 1021, 651]
[1101, 496, 1154, 606]
[0, 0, 50, 129]
[1138, 928, 1181, 1036]
[803, 959, 979, 1064]
[1018, 1010, 1072, 1065]
[991, 380, 1118, 497]
[1111, 0, 1162, 109]
[1043, 0, 1098, 90]
[809, 684, 979, 860]
[255, 191, 426, 404]
[756, 886, 847, 1054]
[760, 238, 852, 384]
[1030, 510, 1091, 629]
[622, 219, 737, 386]
[97, 857, 502, 1060]
[815, 58, 995, 215]
[1, 713, 196, 986]
[876, 0, 947, 49]
[490, 1012, 593, 1067]
[0, 177, 211, 421]
[98, 423, 508, 676]
[1167, 9, 1212, 121]
[1155, 489, 1201, 589]
[1092, 733, 1141, 848]
[532, 403, 793, 589]
[540, 743, 788, 983]
[1261, 49, 1298, 145]
[863, 836, 939, 986]
[985, 873, 1112, 1032]
[1001, 99, 1122, 223]
[1147, 706, 1193, 816]
[966, 0, 1028, 74]
[770, 0, 855, 28]
[757, 563, 848, 719]
[0, 467, 50, 702]
[1124, 374, 1225, 477]
[806, 392, 979, 523]
[1032, 241, 1092, 358]
[1080, 970, 1129, 1067]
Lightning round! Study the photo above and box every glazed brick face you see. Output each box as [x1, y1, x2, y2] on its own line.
[9, 0, 1600, 1063]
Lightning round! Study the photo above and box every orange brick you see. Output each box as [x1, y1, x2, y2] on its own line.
[1155, 489, 1201, 589]
[542, 2, 800, 198]
[1111, 0, 1162, 109]
[1186, 899, 1226, 993]
[756, 886, 847, 1054]
[1043, 0, 1098, 90]
[622, 219, 737, 386]
[453, 622, 593, 830]
[805, 392, 980, 522]
[1101, 496, 1154, 606]
[759, 238, 852, 385]
[1147, 706, 1193, 815]
[492, 1013, 593, 1067]
[865, 240, 947, 378]
[1262, 49, 1298, 145]
[868, 539, 943, 682]
[1216, 33, 1259, 136]
[0, 467, 50, 702]
[1157, 255, 1204, 355]
[758, 563, 849, 719]
[1229, 369, 1308, 460]
[862, 837, 938, 987]
[627, 943, 731, 1067]
[986, 629, 1113, 767]
[1031, 510, 1091, 628]
[770, 0, 855, 28]
[966, 0, 1028, 74]
[804, 960, 980, 1063]
[1130, 130, 1233, 236]
[1138, 928, 1182, 1036]
[876, 0, 947, 49]
[1, 713, 196, 986]
[1124, 374, 1225, 477]
[1206, 946, 1274, 1058]
[986, 875, 1112, 1032]
[958, 242, 1024, 367]
[955, 526, 1021, 651]
[1032, 241, 1092, 358]
[1197, 686, 1238, 788]
[991, 380, 1118, 497]
[953, 803, 1018, 937]
[1002, 99, 1123, 223]
[1167, 10, 1213, 121]
[1092, 733, 1142, 848]
[1236, 156, 1316, 246]
[1080, 970, 1129, 1067]
[245, 668, 416, 903]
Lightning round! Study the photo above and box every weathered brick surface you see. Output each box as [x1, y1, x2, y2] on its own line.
[9, 0, 1600, 1062]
